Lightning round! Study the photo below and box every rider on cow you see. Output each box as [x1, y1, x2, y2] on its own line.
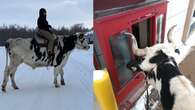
[37, 8, 54, 58]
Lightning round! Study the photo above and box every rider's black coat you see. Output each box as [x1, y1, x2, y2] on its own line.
[37, 9, 52, 33]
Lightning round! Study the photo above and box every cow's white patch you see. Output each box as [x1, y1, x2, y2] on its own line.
[147, 68, 162, 95]
[170, 76, 195, 110]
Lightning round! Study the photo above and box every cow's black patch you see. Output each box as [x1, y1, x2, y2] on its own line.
[149, 50, 182, 110]
[156, 62, 181, 110]
[147, 71, 157, 82]
[5, 41, 11, 55]
[41, 51, 46, 61]
[30, 39, 43, 61]
[55, 35, 77, 66]
[149, 50, 169, 64]
[5, 42, 9, 50]
[30, 34, 78, 66]
[57, 42, 63, 51]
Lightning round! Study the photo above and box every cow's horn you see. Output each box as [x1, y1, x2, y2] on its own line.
[167, 25, 177, 43]
[124, 32, 147, 56]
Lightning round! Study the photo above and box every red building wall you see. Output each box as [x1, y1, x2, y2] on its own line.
[94, 0, 145, 11]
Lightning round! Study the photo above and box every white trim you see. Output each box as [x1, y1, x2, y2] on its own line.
[182, 0, 195, 42]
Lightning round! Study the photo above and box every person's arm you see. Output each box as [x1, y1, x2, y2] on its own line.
[38, 17, 48, 30]
[42, 19, 52, 30]
[38, 17, 52, 32]
[45, 20, 53, 31]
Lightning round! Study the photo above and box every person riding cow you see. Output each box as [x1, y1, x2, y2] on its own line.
[37, 8, 55, 62]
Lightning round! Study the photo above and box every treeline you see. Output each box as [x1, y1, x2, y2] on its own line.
[0, 24, 90, 46]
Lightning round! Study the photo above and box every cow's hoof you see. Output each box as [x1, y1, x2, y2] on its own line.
[61, 80, 65, 86]
[55, 84, 60, 88]
[2, 87, 6, 92]
[13, 86, 19, 90]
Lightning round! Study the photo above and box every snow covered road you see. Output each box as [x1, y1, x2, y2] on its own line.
[0, 45, 94, 110]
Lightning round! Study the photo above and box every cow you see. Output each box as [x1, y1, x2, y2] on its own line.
[1, 33, 90, 92]
[127, 26, 195, 110]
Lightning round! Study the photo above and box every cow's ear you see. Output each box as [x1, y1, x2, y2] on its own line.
[149, 50, 168, 64]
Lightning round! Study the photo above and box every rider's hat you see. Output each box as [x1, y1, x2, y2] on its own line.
[39, 8, 47, 16]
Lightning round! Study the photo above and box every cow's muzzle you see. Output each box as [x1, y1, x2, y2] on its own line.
[84, 46, 90, 50]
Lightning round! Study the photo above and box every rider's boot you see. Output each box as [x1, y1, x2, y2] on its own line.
[48, 51, 54, 65]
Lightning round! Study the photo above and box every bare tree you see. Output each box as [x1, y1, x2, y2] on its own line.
[0, 24, 90, 46]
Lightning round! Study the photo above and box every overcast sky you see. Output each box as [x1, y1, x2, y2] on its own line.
[0, 0, 92, 28]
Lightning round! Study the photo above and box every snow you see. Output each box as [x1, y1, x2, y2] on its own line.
[0, 45, 94, 110]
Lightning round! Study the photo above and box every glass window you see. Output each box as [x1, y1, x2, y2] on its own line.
[109, 19, 152, 86]
[156, 14, 164, 43]
[110, 33, 135, 86]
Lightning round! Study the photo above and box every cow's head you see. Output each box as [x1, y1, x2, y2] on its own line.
[129, 25, 182, 71]
[127, 25, 183, 88]
[74, 32, 90, 50]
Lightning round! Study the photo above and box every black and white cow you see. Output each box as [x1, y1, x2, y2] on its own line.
[127, 27, 195, 110]
[2, 33, 90, 92]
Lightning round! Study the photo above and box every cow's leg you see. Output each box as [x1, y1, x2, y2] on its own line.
[53, 67, 65, 87]
[2, 66, 10, 92]
[54, 67, 60, 88]
[58, 55, 69, 86]
[59, 67, 65, 85]
[10, 65, 20, 90]
[9, 56, 21, 90]
[2, 55, 21, 92]
[52, 53, 70, 87]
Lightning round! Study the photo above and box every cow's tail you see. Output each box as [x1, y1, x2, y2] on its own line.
[4, 41, 10, 69]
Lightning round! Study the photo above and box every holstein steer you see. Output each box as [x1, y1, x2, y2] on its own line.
[127, 27, 195, 110]
[2, 33, 90, 92]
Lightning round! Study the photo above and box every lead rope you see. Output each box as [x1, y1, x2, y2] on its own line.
[145, 66, 158, 110]
[146, 75, 150, 110]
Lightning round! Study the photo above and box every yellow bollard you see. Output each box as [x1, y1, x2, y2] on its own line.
[93, 69, 118, 110]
